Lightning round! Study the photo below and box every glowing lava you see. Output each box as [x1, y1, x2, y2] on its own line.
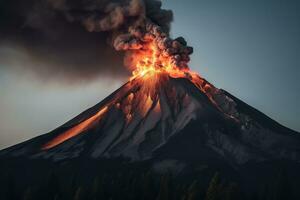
[42, 106, 108, 150]
[127, 40, 212, 96]
[128, 41, 192, 81]
[42, 41, 216, 150]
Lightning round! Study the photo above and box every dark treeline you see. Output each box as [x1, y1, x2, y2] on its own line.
[0, 168, 294, 200]
[0, 156, 296, 200]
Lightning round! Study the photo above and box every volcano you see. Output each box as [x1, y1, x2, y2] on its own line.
[1, 72, 300, 199]
[1, 73, 299, 164]
[1, 0, 299, 198]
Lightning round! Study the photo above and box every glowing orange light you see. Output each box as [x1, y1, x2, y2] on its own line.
[42, 106, 108, 150]
[154, 100, 161, 113]
[140, 95, 153, 117]
[41, 39, 214, 150]
[128, 40, 201, 85]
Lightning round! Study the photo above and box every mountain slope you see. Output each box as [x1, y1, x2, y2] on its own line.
[1, 74, 299, 166]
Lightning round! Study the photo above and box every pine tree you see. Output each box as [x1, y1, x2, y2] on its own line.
[186, 181, 199, 200]
[74, 187, 84, 200]
[142, 171, 156, 200]
[92, 175, 104, 200]
[5, 173, 16, 200]
[23, 187, 34, 200]
[224, 182, 239, 200]
[259, 184, 271, 200]
[63, 174, 78, 200]
[271, 169, 292, 200]
[178, 184, 188, 200]
[205, 172, 220, 200]
[45, 171, 61, 200]
[156, 173, 171, 200]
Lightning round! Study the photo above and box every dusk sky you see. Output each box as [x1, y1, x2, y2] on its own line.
[0, 0, 299, 149]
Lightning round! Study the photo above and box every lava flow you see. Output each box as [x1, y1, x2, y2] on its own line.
[42, 107, 108, 150]
[42, 39, 214, 150]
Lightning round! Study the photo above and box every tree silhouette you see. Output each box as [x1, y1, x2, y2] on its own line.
[92, 175, 105, 200]
[205, 172, 220, 200]
[156, 173, 171, 200]
[73, 186, 85, 200]
[271, 169, 292, 200]
[187, 181, 199, 200]
[23, 186, 34, 200]
[4, 173, 17, 200]
[142, 171, 156, 200]
[224, 182, 240, 200]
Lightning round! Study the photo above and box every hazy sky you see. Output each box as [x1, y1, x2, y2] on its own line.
[0, 0, 299, 149]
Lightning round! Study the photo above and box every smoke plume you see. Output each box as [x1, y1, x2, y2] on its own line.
[0, 0, 192, 81]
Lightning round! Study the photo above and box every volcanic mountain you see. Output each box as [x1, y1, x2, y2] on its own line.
[1, 71, 300, 199]
[2, 0, 299, 198]
[1, 71, 299, 164]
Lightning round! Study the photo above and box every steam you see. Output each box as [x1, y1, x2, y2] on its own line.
[0, 0, 193, 81]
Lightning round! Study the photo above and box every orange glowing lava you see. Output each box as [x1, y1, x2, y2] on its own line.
[126, 40, 221, 110]
[41, 40, 217, 150]
[42, 106, 108, 150]
[129, 42, 184, 80]
[127, 41, 201, 86]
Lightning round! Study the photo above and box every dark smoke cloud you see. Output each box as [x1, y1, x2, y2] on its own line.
[0, 0, 192, 81]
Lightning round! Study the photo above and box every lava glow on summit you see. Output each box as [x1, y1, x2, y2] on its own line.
[41, 15, 211, 150]
[127, 39, 203, 89]
[41, 39, 217, 150]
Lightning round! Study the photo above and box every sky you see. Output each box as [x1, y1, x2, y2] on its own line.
[0, 0, 299, 149]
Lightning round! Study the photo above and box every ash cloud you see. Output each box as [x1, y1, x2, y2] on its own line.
[0, 0, 192, 81]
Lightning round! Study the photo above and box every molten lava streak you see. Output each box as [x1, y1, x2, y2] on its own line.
[42, 106, 108, 150]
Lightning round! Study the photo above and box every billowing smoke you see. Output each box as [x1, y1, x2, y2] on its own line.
[0, 0, 192, 81]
